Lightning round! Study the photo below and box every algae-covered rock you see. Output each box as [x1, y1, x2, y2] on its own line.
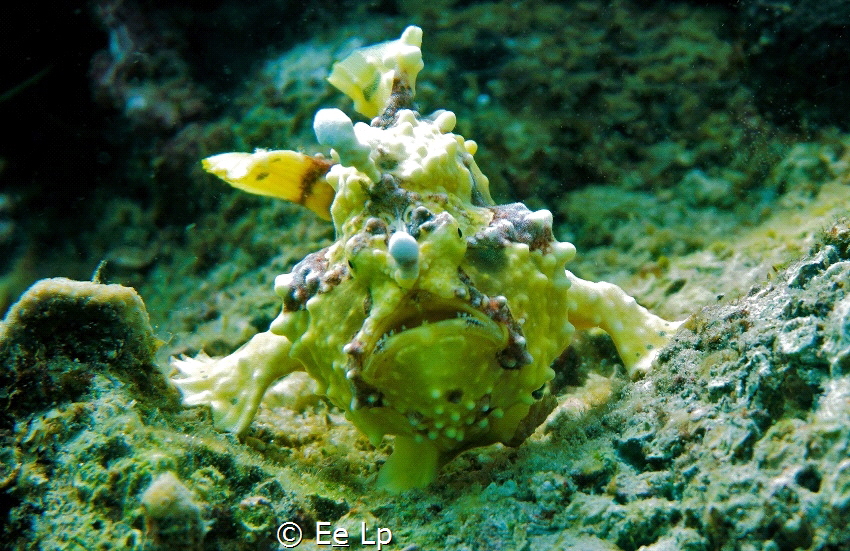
[532, 222, 850, 550]
[140, 472, 207, 551]
[0, 278, 162, 426]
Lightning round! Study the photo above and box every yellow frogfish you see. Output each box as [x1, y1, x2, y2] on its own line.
[172, 26, 680, 492]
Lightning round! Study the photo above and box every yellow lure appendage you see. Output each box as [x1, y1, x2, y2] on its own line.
[202, 150, 335, 220]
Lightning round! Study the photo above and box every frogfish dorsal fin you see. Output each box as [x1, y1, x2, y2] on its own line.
[327, 25, 424, 118]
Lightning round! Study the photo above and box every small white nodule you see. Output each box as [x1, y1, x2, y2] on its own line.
[388, 230, 419, 285]
[313, 108, 355, 149]
[389, 231, 418, 267]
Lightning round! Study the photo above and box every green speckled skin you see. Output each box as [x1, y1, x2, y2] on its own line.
[268, 105, 577, 490]
[276, 166, 574, 449]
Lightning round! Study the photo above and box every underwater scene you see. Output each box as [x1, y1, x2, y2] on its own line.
[2, 1, 850, 549]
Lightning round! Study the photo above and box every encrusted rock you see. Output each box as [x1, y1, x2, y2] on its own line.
[0, 278, 163, 425]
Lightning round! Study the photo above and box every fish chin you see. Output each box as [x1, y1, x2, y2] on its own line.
[361, 301, 508, 415]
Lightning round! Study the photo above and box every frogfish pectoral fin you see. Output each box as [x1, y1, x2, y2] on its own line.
[202, 149, 335, 220]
